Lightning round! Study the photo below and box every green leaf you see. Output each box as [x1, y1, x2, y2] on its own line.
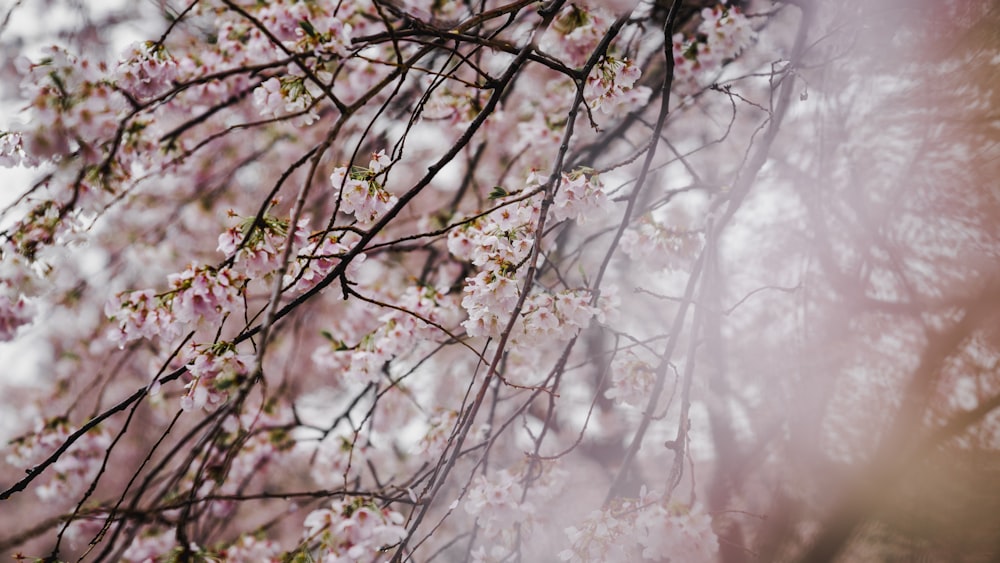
[489, 186, 508, 199]
[299, 20, 318, 39]
[321, 331, 348, 350]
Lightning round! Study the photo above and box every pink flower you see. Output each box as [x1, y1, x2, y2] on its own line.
[105, 289, 175, 346]
[115, 41, 178, 99]
[464, 469, 535, 539]
[330, 163, 398, 227]
[541, 5, 614, 67]
[369, 149, 391, 173]
[585, 58, 648, 115]
[220, 534, 283, 562]
[168, 265, 243, 326]
[302, 498, 407, 560]
[0, 290, 34, 341]
[0, 132, 34, 167]
[551, 170, 608, 223]
[287, 232, 364, 294]
[180, 344, 252, 411]
[122, 528, 178, 563]
[605, 352, 656, 407]
[6, 418, 113, 502]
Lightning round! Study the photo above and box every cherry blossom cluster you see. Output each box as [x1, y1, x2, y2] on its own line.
[286, 230, 365, 294]
[103, 289, 173, 346]
[313, 284, 459, 386]
[0, 284, 34, 341]
[106, 264, 244, 347]
[330, 150, 398, 227]
[450, 170, 607, 346]
[538, 5, 652, 121]
[122, 528, 184, 562]
[464, 468, 535, 540]
[216, 534, 284, 562]
[465, 461, 567, 561]
[672, 6, 756, 95]
[218, 212, 309, 279]
[541, 4, 614, 68]
[211, 0, 351, 66]
[559, 488, 718, 562]
[182, 2, 373, 122]
[421, 84, 480, 128]
[301, 497, 407, 561]
[15, 46, 126, 165]
[180, 342, 255, 411]
[115, 41, 179, 100]
[511, 80, 579, 158]
[164, 264, 241, 328]
[551, 167, 609, 224]
[253, 72, 332, 125]
[460, 268, 524, 340]
[6, 199, 78, 265]
[700, 6, 757, 62]
[450, 192, 540, 339]
[415, 408, 460, 461]
[605, 351, 658, 407]
[76, 520, 269, 562]
[0, 131, 33, 167]
[5, 418, 113, 502]
[240, 2, 390, 124]
[511, 289, 599, 349]
[584, 57, 650, 116]
[620, 215, 703, 271]
[254, 1, 353, 57]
